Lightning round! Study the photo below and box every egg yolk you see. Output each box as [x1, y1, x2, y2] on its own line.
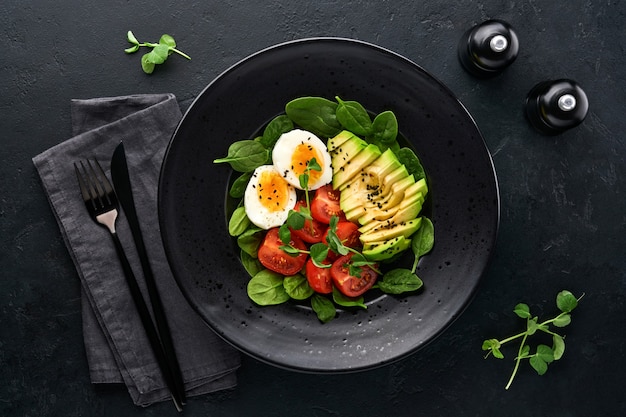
[256, 169, 292, 212]
[291, 143, 324, 185]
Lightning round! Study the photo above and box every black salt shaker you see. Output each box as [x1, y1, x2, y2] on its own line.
[458, 19, 519, 77]
[525, 79, 589, 135]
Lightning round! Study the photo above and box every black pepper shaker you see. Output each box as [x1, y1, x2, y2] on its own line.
[458, 19, 519, 77]
[525, 79, 589, 135]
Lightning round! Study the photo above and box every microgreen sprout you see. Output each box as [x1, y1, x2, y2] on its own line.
[124, 30, 191, 74]
[482, 290, 584, 390]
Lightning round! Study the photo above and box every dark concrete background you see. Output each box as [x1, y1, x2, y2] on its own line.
[2, 1, 624, 416]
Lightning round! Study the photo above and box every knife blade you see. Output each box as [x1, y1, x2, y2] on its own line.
[110, 141, 187, 409]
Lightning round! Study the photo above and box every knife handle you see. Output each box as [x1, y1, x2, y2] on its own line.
[110, 231, 184, 412]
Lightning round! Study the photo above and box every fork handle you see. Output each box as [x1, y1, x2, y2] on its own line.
[110, 231, 184, 412]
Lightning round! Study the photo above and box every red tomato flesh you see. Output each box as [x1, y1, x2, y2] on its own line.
[311, 184, 346, 224]
[290, 200, 327, 243]
[258, 228, 308, 276]
[330, 253, 378, 297]
[305, 258, 332, 294]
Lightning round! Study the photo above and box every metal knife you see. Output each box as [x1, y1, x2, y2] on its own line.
[110, 141, 187, 409]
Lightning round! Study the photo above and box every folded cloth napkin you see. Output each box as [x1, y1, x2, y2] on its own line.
[32, 93, 241, 407]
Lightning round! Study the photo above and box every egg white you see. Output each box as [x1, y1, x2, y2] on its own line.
[272, 129, 333, 190]
[244, 165, 297, 230]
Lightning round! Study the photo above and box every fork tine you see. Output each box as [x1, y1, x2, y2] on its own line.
[74, 162, 92, 205]
[92, 159, 115, 196]
[86, 159, 107, 206]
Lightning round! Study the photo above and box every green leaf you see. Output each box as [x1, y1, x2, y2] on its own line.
[520, 344, 531, 357]
[370, 111, 398, 145]
[237, 226, 264, 257]
[396, 147, 426, 181]
[335, 96, 372, 136]
[482, 339, 504, 359]
[553, 313, 572, 328]
[482, 338, 500, 351]
[260, 115, 294, 149]
[229, 171, 253, 198]
[286, 210, 306, 230]
[310, 243, 330, 267]
[556, 290, 578, 313]
[149, 44, 170, 63]
[124, 44, 140, 54]
[213, 140, 270, 172]
[308, 157, 321, 172]
[285, 96, 342, 138]
[311, 294, 336, 323]
[552, 334, 565, 360]
[332, 287, 366, 309]
[159, 33, 176, 48]
[247, 270, 290, 306]
[377, 268, 423, 294]
[127, 30, 139, 45]
[529, 356, 548, 375]
[536, 344, 555, 363]
[140, 54, 155, 74]
[299, 172, 309, 190]
[513, 303, 531, 319]
[278, 224, 292, 245]
[527, 317, 539, 335]
[240, 250, 264, 277]
[411, 217, 434, 258]
[228, 206, 250, 236]
[283, 274, 314, 300]
[279, 244, 301, 256]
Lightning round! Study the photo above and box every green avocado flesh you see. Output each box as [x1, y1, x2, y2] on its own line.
[328, 131, 429, 261]
[362, 235, 412, 261]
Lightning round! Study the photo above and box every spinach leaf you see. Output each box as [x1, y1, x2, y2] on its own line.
[260, 115, 294, 149]
[410, 217, 434, 273]
[229, 171, 252, 198]
[247, 270, 290, 306]
[283, 274, 314, 300]
[396, 147, 426, 181]
[332, 287, 367, 309]
[237, 226, 264, 257]
[412, 217, 435, 259]
[377, 268, 423, 294]
[240, 250, 264, 277]
[335, 96, 372, 136]
[311, 294, 336, 323]
[370, 110, 398, 145]
[214, 140, 269, 172]
[228, 206, 250, 236]
[285, 97, 342, 138]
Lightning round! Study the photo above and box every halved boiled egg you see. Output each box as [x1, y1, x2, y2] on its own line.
[272, 129, 333, 190]
[244, 164, 297, 229]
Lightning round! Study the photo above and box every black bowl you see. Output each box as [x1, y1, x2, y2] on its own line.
[158, 37, 499, 373]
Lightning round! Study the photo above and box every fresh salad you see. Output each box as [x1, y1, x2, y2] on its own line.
[214, 96, 434, 323]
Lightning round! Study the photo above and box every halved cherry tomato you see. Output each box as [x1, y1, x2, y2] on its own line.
[305, 258, 332, 294]
[331, 253, 378, 297]
[324, 221, 361, 250]
[311, 184, 345, 224]
[290, 200, 327, 243]
[258, 228, 308, 275]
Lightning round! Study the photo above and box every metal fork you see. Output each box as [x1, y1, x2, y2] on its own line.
[74, 159, 185, 412]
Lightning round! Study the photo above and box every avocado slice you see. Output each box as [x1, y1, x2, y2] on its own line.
[359, 217, 422, 244]
[339, 149, 401, 207]
[362, 235, 412, 261]
[327, 130, 357, 152]
[333, 144, 382, 189]
[331, 136, 367, 175]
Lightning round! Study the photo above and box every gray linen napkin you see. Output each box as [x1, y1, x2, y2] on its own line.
[32, 93, 241, 407]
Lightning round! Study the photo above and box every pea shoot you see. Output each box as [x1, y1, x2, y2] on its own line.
[124, 30, 191, 74]
[482, 290, 584, 389]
